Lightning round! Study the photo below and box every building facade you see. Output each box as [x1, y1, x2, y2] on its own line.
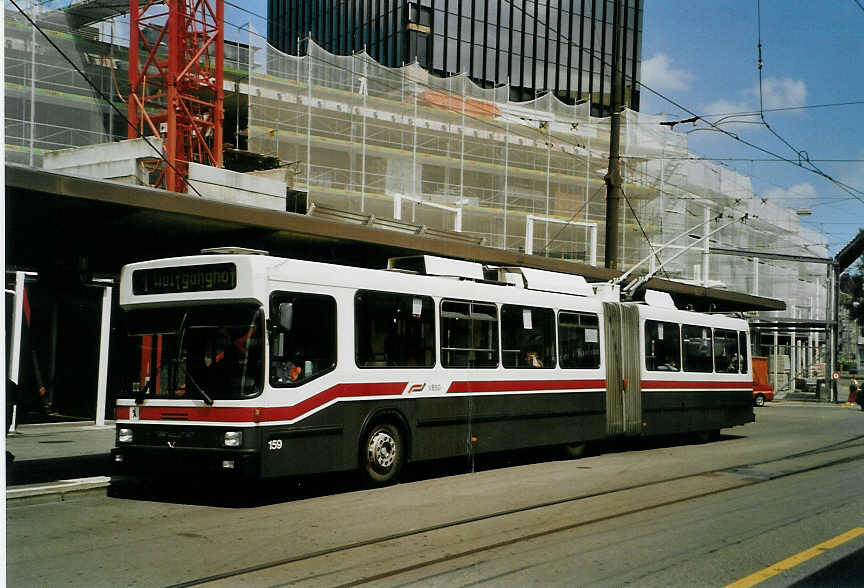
[267, 0, 642, 114]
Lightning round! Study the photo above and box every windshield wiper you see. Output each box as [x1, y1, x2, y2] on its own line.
[172, 311, 213, 406]
[135, 376, 153, 405]
[176, 360, 214, 406]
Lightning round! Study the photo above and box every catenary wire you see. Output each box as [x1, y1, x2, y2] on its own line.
[17, 3, 854, 253]
[699, 99, 864, 118]
[223, 1, 864, 212]
[12, 2, 853, 267]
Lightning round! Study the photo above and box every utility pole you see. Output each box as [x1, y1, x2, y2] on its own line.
[604, 0, 624, 270]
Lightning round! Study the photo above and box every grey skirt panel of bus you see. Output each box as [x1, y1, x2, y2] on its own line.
[603, 302, 642, 437]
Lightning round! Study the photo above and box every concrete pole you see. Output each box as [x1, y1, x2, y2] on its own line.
[790, 328, 797, 390]
[9, 272, 26, 386]
[603, 0, 623, 270]
[7, 272, 26, 433]
[773, 330, 779, 395]
[830, 263, 840, 401]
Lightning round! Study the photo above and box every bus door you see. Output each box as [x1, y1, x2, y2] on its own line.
[602, 302, 642, 436]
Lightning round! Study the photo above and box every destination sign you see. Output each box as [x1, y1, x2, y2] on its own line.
[132, 263, 237, 295]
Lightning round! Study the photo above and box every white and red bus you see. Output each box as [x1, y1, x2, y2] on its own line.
[112, 250, 753, 485]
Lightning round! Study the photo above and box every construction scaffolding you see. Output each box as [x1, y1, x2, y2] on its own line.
[3, 8, 121, 166]
[248, 40, 831, 327]
[3, 11, 839, 393]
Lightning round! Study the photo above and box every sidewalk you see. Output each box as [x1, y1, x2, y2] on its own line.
[5, 421, 116, 502]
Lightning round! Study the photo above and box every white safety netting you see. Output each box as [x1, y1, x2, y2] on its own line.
[249, 40, 831, 324]
[4, 9, 118, 167]
[2, 18, 830, 324]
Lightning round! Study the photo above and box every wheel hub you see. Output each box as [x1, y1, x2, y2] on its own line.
[367, 431, 396, 469]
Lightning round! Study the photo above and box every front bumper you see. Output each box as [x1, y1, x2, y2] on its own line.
[111, 446, 261, 478]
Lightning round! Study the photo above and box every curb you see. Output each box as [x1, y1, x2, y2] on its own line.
[6, 476, 112, 504]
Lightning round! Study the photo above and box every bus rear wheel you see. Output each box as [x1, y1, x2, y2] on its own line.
[563, 442, 587, 459]
[361, 422, 404, 486]
[695, 429, 720, 443]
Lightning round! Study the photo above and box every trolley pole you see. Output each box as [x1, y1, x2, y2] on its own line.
[604, 0, 624, 270]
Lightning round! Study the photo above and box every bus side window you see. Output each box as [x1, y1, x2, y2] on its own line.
[645, 320, 680, 371]
[269, 292, 337, 386]
[440, 300, 499, 368]
[355, 291, 435, 368]
[501, 305, 555, 368]
[739, 331, 749, 374]
[682, 324, 713, 373]
[714, 328, 740, 373]
[558, 311, 601, 369]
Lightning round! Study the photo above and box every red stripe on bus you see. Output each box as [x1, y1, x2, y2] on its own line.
[641, 380, 752, 390]
[447, 379, 606, 394]
[257, 382, 407, 421]
[117, 382, 407, 424]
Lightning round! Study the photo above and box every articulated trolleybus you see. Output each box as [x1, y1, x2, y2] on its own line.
[112, 249, 754, 485]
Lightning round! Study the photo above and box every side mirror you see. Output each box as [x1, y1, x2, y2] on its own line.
[277, 302, 293, 331]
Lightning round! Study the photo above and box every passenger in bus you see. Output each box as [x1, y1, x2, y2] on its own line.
[727, 353, 743, 373]
[525, 350, 543, 368]
[273, 360, 302, 384]
[659, 358, 678, 371]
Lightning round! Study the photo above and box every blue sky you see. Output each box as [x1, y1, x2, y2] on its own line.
[640, 1, 864, 254]
[225, 1, 864, 254]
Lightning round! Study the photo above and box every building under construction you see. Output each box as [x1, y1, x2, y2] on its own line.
[3, 4, 853, 423]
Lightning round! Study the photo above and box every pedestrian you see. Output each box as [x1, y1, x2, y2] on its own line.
[848, 376, 860, 405]
[854, 379, 864, 411]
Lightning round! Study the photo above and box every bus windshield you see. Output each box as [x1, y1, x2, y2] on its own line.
[120, 304, 264, 401]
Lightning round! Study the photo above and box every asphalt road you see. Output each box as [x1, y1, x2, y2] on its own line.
[7, 403, 864, 587]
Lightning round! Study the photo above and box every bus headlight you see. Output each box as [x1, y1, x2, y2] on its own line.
[118, 428, 133, 443]
[223, 431, 243, 447]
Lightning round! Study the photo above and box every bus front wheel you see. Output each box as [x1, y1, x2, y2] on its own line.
[361, 422, 404, 486]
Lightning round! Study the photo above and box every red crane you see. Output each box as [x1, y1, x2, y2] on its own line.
[128, 0, 224, 193]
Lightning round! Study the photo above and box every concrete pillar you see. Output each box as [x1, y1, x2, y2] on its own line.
[8, 272, 25, 386]
[7, 272, 26, 433]
[790, 329, 797, 389]
[95, 286, 113, 426]
[773, 330, 779, 395]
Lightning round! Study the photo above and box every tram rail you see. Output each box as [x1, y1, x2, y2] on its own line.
[166, 434, 864, 587]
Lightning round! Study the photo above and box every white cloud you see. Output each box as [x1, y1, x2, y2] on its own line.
[701, 98, 757, 120]
[745, 77, 807, 110]
[763, 182, 819, 206]
[641, 53, 694, 92]
[695, 77, 807, 123]
[687, 99, 760, 141]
